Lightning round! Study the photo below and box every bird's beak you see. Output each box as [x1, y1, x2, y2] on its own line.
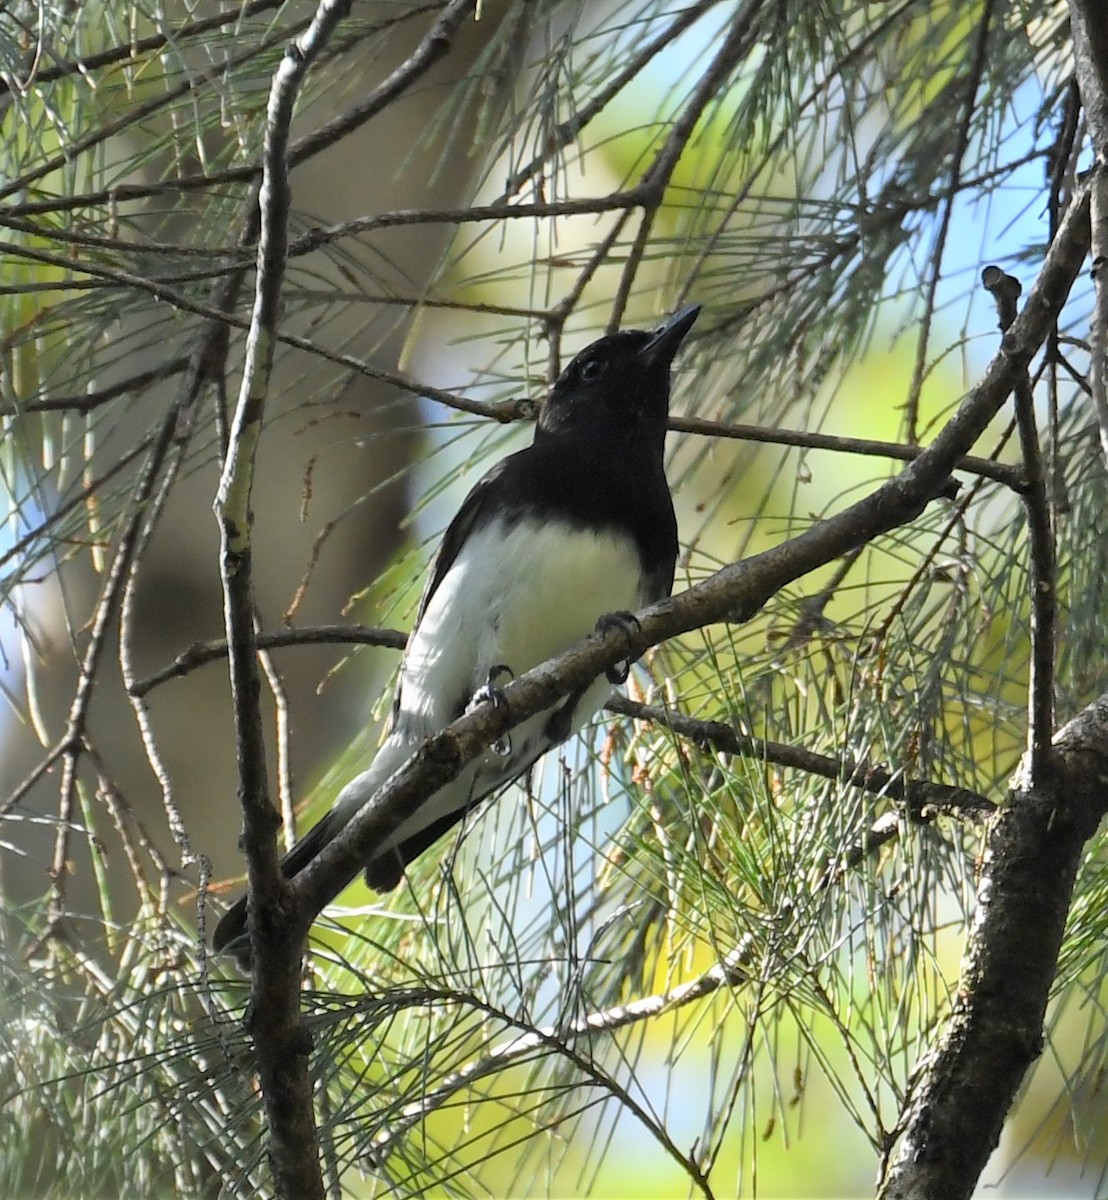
[639, 303, 701, 368]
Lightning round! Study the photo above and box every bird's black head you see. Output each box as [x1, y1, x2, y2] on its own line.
[537, 304, 700, 441]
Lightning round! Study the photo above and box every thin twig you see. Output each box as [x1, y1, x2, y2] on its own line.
[497, 0, 720, 202]
[0, 4, 476, 220]
[902, 0, 997, 444]
[129, 624, 407, 698]
[0, 237, 538, 421]
[1089, 168, 1108, 467]
[0, 356, 190, 416]
[610, 1, 765, 329]
[0, 19, 312, 205]
[40, 392, 191, 940]
[0, 0, 284, 96]
[546, 210, 637, 378]
[668, 413, 1023, 487]
[983, 265, 1057, 783]
[118, 436, 194, 857]
[85, 740, 175, 907]
[863, 365, 1061, 657]
[0, 434, 154, 573]
[368, 941, 753, 1162]
[780, 546, 865, 652]
[605, 697, 996, 824]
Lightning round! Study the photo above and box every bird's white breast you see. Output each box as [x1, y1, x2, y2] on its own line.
[399, 514, 645, 732]
[329, 515, 648, 855]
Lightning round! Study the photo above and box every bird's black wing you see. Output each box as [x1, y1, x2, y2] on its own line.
[392, 454, 513, 720]
[642, 546, 678, 607]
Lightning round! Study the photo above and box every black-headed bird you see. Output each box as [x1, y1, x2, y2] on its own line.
[213, 304, 699, 964]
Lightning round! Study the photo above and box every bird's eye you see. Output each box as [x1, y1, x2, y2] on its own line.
[579, 356, 607, 382]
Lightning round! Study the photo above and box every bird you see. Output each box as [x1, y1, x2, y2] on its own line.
[212, 303, 700, 965]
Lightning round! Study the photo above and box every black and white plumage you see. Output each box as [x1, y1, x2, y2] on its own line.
[213, 304, 699, 961]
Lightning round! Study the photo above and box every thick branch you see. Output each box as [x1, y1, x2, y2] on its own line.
[1070, 0, 1108, 152]
[1071, 2, 1108, 468]
[877, 694, 1108, 1200]
[212, 4, 359, 1198]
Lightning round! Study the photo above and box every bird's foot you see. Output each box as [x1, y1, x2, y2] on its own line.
[597, 611, 641, 684]
[469, 663, 514, 756]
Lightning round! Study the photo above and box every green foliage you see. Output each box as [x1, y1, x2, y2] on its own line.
[0, 0, 1105, 1197]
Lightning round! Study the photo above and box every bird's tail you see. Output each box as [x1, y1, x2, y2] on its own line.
[211, 808, 340, 965]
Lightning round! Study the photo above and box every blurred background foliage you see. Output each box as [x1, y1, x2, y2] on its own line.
[0, 0, 1105, 1196]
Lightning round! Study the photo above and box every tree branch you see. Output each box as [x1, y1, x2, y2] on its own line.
[667, 412, 1023, 487]
[982, 266, 1057, 782]
[129, 624, 407, 699]
[212, 4, 360, 1196]
[604, 696, 996, 825]
[877, 692, 1108, 1200]
[367, 940, 753, 1163]
[1072, 0, 1108, 470]
[0, 0, 284, 95]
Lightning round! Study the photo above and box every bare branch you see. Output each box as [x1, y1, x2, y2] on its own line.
[0, 0, 284, 96]
[369, 940, 753, 1163]
[129, 624, 406, 699]
[983, 265, 1057, 783]
[605, 696, 995, 824]
[668, 412, 1023, 487]
[902, 0, 998, 444]
[212, 4, 363, 1197]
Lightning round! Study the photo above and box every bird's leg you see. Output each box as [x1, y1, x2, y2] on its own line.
[596, 611, 641, 684]
[544, 683, 588, 743]
[468, 663, 514, 756]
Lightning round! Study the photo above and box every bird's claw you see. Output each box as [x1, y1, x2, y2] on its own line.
[597, 611, 641, 684]
[469, 663, 514, 756]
